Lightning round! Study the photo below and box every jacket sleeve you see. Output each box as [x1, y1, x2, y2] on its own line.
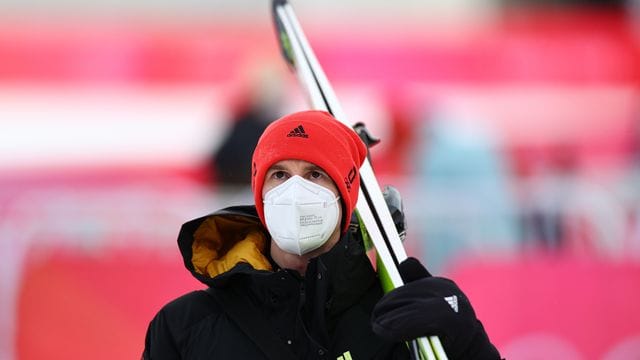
[142, 308, 181, 360]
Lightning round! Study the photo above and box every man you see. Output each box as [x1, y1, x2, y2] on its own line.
[143, 110, 501, 359]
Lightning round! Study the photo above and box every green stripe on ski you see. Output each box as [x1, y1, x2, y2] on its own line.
[355, 210, 394, 294]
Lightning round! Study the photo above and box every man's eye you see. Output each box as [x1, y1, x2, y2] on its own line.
[273, 171, 287, 179]
[310, 171, 322, 179]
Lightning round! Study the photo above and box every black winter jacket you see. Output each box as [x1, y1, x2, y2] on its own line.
[143, 206, 409, 359]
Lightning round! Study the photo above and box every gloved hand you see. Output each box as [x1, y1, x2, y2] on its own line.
[371, 258, 501, 360]
[349, 185, 407, 241]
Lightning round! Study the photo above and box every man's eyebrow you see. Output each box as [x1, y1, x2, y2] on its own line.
[304, 164, 326, 172]
[266, 163, 327, 172]
[267, 164, 287, 171]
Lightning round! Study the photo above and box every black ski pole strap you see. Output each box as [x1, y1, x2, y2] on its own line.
[204, 287, 297, 360]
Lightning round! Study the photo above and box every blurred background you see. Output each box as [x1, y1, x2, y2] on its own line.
[2, 0, 640, 359]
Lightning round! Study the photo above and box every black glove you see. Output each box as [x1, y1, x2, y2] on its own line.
[371, 258, 501, 360]
[349, 185, 406, 240]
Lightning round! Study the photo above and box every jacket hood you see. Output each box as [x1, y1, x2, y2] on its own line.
[177, 205, 273, 287]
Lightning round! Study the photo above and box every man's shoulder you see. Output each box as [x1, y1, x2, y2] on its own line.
[163, 289, 221, 313]
[145, 288, 260, 358]
[152, 289, 223, 331]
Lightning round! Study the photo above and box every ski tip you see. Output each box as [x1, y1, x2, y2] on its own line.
[271, 0, 296, 69]
[272, 0, 289, 10]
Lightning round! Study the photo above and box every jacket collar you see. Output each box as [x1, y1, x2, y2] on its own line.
[178, 205, 378, 304]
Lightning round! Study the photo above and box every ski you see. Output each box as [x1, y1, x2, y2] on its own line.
[271, 1, 448, 359]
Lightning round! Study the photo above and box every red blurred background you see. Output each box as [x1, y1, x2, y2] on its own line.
[1, 1, 640, 359]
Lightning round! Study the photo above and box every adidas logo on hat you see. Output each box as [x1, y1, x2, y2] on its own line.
[287, 125, 309, 138]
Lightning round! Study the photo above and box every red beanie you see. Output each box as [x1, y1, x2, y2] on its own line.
[251, 110, 367, 233]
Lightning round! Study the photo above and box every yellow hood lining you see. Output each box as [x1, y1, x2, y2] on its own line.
[191, 215, 272, 278]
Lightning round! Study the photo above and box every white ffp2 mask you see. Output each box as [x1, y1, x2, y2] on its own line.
[263, 175, 340, 255]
